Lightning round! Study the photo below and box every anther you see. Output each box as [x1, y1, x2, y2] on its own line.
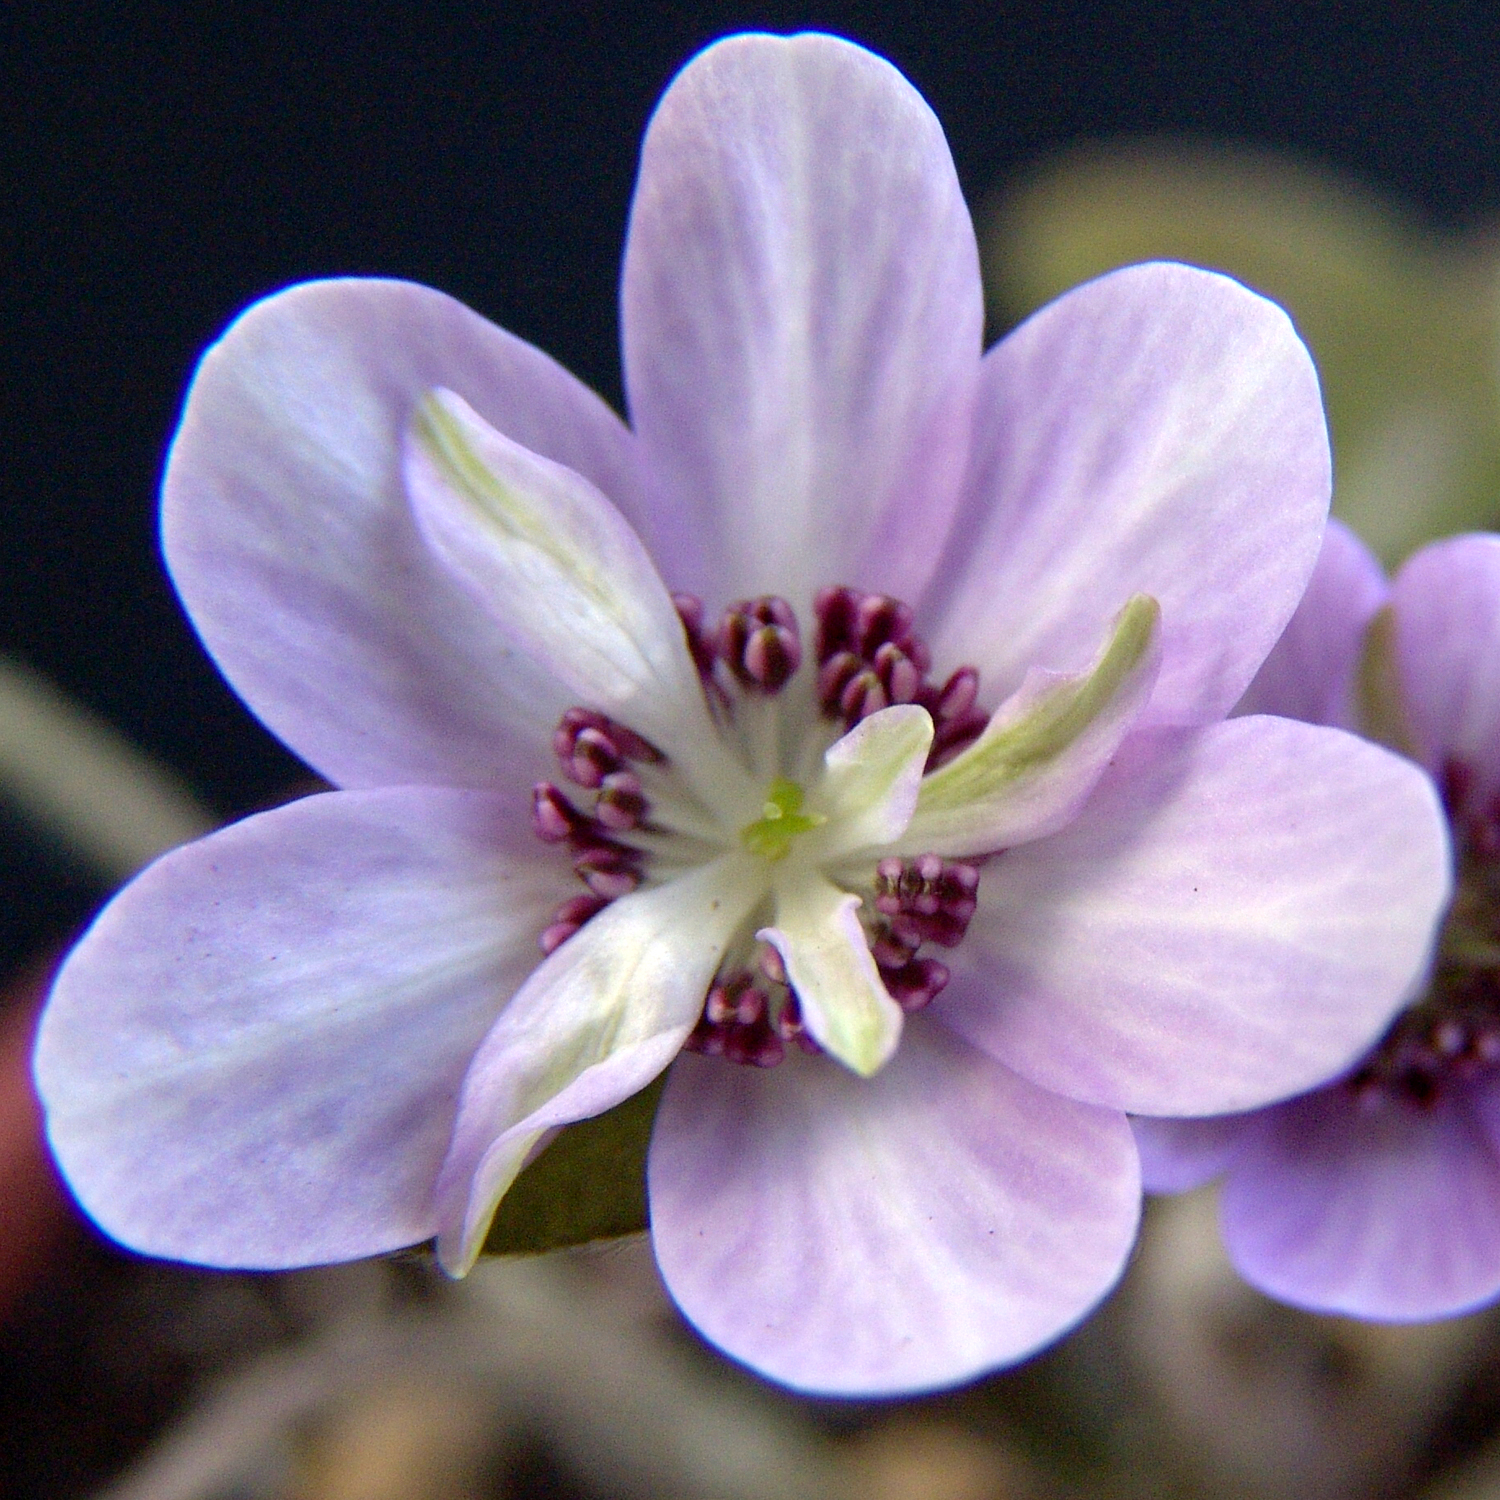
[930, 711, 988, 769]
[554, 709, 663, 785]
[814, 586, 978, 743]
[674, 594, 718, 678]
[743, 625, 799, 691]
[716, 597, 802, 694]
[758, 944, 787, 985]
[685, 962, 826, 1067]
[726, 1028, 784, 1068]
[594, 770, 647, 832]
[870, 931, 917, 968]
[773, 991, 801, 1039]
[1442, 760, 1500, 859]
[706, 974, 766, 1027]
[852, 593, 915, 658]
[539, 892, 610, 955]
[872, 855, 983, 971]
[565, 726, 622, 788]
[872, 641, 921, 704]
[839, 669, 888, 724]
[924, 912, 973, 947]
[817, 651, 863, 712]
[1435, 1019, 1466, 1056]
[573, 846, 642, 900]
[881, 957, 950, 1012]
[813, 586, 860, 663]
[935, 666, 979, 721]
[532, 783, 586, 843]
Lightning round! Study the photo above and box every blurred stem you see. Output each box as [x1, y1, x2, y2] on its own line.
[0, 655, 212, 882]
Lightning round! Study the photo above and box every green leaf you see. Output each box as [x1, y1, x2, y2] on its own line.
[480, 1075, 664, 1256]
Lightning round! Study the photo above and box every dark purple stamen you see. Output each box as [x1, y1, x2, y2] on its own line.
[1346, 985, 1500, 1108]
[874, 855, 980, 940]
[812, 586, 987, 768]
[573, 843, 642, 900]
[758, 943, 787, 985]
[535, 588, 997, 1057]
[686, 972, 784, 1066]
[1443, 759, 1500, 860]
[684, 962, 822, 1066]
[881, 957, 951, 1013]
[715, 596, 802, 693]
[594, 770, 647, 832]
[929, 670, 989, 767]
[872, 640, 922, 704]
[553, 708, 663, 789]
[532, 782, 586, 843]
[533, 706, 662, 953]
[868, 854, 983, 1011]
[839, 669, 887, 722]
[539, 893, 610, 955]
[673, 593, 718, 679]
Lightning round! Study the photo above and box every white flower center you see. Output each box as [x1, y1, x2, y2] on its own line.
[411, 388, 1162, 1077]
[530, 588, 987, 1074]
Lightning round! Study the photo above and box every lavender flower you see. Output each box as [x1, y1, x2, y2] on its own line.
[34, 34, 1448, 1393]
[1136, 521, 1500, 1320]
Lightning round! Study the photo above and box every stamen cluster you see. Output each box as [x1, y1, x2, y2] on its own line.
[674, 593, 803, 696]
[529, 586, 996, 1069]
[532, 710, 664, 954]
[1346, 977, 1500, 1108]
[869, 854, 982, 1012]
[683, 949, 821, 1068]
[1347, 759, 1500, 1108]
[813, 587, 988, 768]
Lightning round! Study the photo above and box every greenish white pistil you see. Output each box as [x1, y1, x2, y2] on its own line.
[739, 778, 826, 861]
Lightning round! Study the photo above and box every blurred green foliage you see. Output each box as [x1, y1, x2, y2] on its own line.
[985, 143, 1500, 564]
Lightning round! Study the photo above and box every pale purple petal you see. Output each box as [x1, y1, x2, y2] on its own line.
[621, 32, 982, 606]
[648, 1019, 1139, 1396]
[34, 788, 558, 1268]
[940, 717, 1450, 1115]
[1393, 533, 1500, 796]
[433, 857, 761, 1273]
[1235, 518, 1388, 728]
[163, 278, 643, 791]
[925, 264, 1329, 726]
[1222, 1082, 1500, 1319]
[1132, 1114, 1253, 1193]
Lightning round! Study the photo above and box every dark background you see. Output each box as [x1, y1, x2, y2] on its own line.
[7, 0, 1500, 969]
